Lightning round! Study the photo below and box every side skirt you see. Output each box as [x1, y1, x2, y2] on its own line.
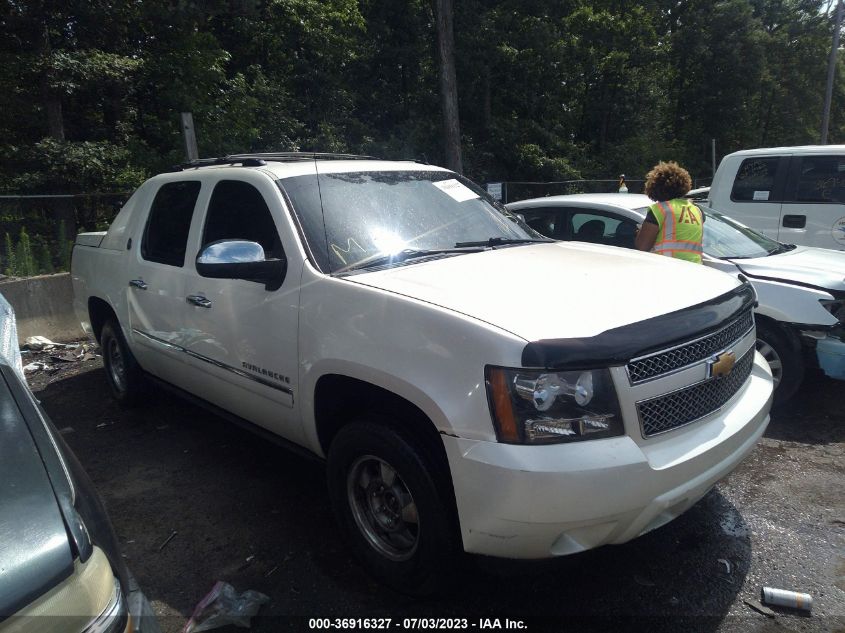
[145, 374, 324, 465]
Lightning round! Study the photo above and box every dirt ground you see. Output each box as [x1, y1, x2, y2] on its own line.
[26, 348, 845, 633]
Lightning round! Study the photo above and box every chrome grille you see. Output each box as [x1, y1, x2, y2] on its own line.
[637, 348, 755, 437]
[627, 309, 754, 384]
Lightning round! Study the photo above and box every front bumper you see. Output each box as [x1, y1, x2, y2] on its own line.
[816, 330, 845, 380]
[443, 353, 773, 559]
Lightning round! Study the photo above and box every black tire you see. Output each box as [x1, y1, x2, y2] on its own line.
[100, 320, 146, 407]
[327, 418, 460, 595]
[755, 321, 804, 404]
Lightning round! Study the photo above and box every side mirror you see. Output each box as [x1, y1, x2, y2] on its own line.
[196, 240, 286, 290]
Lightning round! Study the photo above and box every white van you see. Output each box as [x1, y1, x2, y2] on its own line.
[708, 145, 845, 251]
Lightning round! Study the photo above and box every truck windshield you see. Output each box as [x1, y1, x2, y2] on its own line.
[698, 206, 783, 259]
[278, 170, 543, 273]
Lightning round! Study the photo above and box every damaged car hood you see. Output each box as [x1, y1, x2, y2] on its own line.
[349, 242, 741, 341]
[732, 246, 845, 292]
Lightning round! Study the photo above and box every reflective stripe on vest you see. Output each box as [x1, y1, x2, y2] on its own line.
[658, 201, 676, 241]
[653, 240, 703, 253]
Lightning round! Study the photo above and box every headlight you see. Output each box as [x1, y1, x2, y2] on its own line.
[485, 366, 623, 444]
[820, 299, 844, 323]
[9, 546, 129, 633]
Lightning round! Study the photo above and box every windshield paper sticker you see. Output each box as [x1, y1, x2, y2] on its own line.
[433, 179, 479, 203]
[752, 190, 770, 201]
[833, 217, 845, 247]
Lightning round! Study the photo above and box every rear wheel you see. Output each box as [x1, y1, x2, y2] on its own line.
[327, 418, 459, 595]
[755, 321, 803, 404]
[100, 320, 146, 407]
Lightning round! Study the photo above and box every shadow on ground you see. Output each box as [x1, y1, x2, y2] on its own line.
[33, 365, 774, 633]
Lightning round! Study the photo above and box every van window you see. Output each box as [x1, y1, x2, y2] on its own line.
[793, 155, 845, 204]
[142, 181, 201, 267]
[730, 157, 780, 202]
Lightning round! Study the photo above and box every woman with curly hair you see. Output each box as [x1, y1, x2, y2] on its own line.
[635, 161, 704, 264]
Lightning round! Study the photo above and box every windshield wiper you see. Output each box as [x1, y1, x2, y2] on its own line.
[454, 237, 553, 248]
[342, 247, 485, 272]
[767, 243, 797, 255]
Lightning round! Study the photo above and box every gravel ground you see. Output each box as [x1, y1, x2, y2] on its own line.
[26, 349, 845, 633]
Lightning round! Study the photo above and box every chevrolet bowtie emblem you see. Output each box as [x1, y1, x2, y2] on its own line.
[708, 351, 736, 379]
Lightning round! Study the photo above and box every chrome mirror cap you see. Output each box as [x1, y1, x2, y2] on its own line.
[197, 240, 266, 264]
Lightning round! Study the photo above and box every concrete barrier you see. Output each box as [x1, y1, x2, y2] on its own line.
[0, 273, 84, 344]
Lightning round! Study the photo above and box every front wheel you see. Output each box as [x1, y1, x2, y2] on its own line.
[327, 419, 459, 595]
[100, 320, 146, 407]
[756, 321, 803, 404]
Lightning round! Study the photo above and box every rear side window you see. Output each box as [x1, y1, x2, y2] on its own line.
[793, 155, 845, 203]
[570, 211, 637, 248]
[730, 157, 780, 202]
[142, 181, 201, 266]
[202, 180, 283, 259]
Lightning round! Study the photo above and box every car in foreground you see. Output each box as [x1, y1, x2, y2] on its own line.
[0, 293, 158, 633]
[72, 153, 772, 593]
[507, 193, 845, 402]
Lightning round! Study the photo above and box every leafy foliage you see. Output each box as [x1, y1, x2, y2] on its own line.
[0, 0, 842, 212]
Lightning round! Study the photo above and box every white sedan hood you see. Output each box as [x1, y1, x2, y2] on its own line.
[732, 246, 845, 292]
[349, 242, 741, 341]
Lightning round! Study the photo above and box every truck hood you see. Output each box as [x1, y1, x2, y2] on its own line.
[348, 242, 741, 341]
[732, 246, 845, 293]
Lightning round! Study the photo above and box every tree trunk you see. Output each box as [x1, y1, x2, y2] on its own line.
[41, 25, 65, 141]
[44, 93, 65, 141]
[433, 0, 462, 173]
[481, 63, 491, 130]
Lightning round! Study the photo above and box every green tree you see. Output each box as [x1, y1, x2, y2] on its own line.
[3, 233, 17, 277]
[17, 227, 35, 277]
[35, 239, 54, 274]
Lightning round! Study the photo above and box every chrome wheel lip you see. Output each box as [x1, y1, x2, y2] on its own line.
[347, 455, 419, 562]
[756, 337, 782, 389]
[107, 337, 127, 393]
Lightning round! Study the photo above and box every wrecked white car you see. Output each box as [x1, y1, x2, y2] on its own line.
[508, 193, 845, 402]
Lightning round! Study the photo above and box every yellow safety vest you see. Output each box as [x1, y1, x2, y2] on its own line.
[649, 199, 704, 264]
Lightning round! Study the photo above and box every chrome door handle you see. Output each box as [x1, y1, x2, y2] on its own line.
[129, 279, 148, 290]
[186, 295, 212, 308]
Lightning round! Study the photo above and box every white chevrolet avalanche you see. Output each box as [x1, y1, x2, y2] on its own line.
[72, 154, 773, 593]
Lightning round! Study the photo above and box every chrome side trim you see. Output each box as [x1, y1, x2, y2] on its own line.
[132, 328, 181, 352]
[131, 329, 293, 396]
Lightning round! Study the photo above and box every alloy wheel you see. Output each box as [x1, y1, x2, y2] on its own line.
[347, 455, 419, 561]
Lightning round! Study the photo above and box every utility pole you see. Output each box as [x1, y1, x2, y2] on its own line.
[181, 112, 199, 161]
[821, 0, 843, 144]
[712, 138, 716, 178]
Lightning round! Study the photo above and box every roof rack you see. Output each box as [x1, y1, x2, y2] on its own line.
[174, 152, 380, 171]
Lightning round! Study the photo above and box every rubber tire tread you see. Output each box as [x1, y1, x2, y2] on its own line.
[757, 321, 804, 405]
[327, 418, 460, 596]
[101, 320, 146, 407]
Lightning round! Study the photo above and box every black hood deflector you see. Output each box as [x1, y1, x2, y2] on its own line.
[522, 284, 755, 369]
